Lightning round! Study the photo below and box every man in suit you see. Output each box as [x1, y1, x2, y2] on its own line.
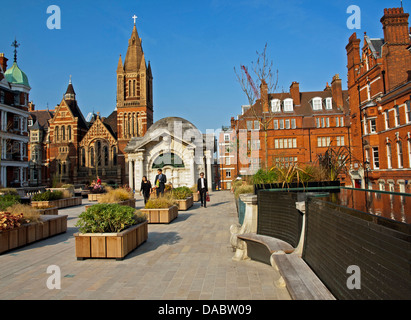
[154, 169, 167, 197]
[197, 172, 208, 208]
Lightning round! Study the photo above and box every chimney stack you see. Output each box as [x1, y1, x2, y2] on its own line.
[290, 82, 301, 105]
[331, 74, 343, 110]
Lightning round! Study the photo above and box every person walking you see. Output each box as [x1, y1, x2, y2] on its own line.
[154, 169, 167, 197]
[140, 176, 152, 205]
[197, 172, 208, 208]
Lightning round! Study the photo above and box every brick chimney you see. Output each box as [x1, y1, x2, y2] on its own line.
[260, 80, 269, 113]
[290, 82, 301, 106]
[346, 33, 361, 89]
[0, 53, 8, 73]
[331, 74, 343, 110]
[381, 8, 411, 90]
[28, 101, 35, 112]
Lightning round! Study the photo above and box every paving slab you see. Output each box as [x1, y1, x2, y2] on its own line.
[0, 191, 291, 300]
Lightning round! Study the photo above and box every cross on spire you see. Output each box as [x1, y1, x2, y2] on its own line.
[11, 38, 20, 63]
[132, 15, 138, 25]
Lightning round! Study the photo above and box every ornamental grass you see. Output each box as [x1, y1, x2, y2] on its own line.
[6, 204, 41, 223]
[145, 195, 177, 209]
[98, 188, 134, 204]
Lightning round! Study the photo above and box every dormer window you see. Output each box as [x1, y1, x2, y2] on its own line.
[271, 99, 281, 113]
[312, 97, 322, 110]
[325, 97, 333, 110]
[283, 99, 294, 112]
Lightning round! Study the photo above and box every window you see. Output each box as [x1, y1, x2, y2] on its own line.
[316, 118, 320, 128]
[13, 116, 20, 130]
[312, 98, 322, 110]
[271, 99, 281, 113]
[0, 91, 4, 104]
[225, 157, 230, 165]
[337, 136, 345, 146]
[246, 121, 253, 131]
[336, 117, 340, 127]
[340, 117, 345, 127]
[291, 119, 296, 129]
[283, 99, 294, 112]
[325, 98, 332, 110]
[408, 139, 411, 169]
[254, 121, 260, 131]
[68, 126, 72, 141]
[224, 134, 230, 142]
[225, 170, 232, 178]
[321, 118, 325, 128]
[406, 101, 411, 123]
[55, 127, 59, 142]
[275, 138, 297, 149]
[385, 111, 390, 130]
[395, 106, 400, 127]
[61, 125, 65, 141]
[273, 120, 279, 130]
[285, 119, 290, 129]
[370, 119, 377, 133]
[372, 147, 380, 170]
[397, 141, 404, 169]
[326, 118, 330, 128]
[31, 132, 39, 142]
[113, 147, 117, 166]
[318, 137, 331, 147]
[387, 143, 392, 169]
[279, 119, 284, 130]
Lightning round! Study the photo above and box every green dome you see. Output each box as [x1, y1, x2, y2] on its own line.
[4, 62, 30, 87]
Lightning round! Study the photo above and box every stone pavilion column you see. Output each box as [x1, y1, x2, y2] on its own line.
[128, 158, 134, 191]
[205, 150, 212, 190]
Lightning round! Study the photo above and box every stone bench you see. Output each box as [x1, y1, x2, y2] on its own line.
[272, 253, 335, 300]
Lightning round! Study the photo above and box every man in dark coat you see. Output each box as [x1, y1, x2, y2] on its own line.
[197, 172, 208, 208]
[154, 169, 167, 197]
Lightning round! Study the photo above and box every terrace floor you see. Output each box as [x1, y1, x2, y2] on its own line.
[0, 191, 291, 300]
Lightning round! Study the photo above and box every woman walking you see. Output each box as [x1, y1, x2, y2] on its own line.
[140, 176, 152, 205]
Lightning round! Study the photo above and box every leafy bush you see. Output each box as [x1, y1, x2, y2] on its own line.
[0, 212, 23, 231]
[32, 191, 63, 202]
[0, 188, 18, 196]
[75, 204, 146, 233]
[234, 185, 254, 199]
[145, 196, 177, 209]
[98, 188, 134, 204]
[171, 186, 193, 200]
[252, 169, 279, 184]
[0, 194, 21, 211]
[6, 204, 41, 223]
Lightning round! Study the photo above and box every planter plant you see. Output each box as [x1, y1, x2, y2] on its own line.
[172, 187, 194, 211]
[74, 204, 148, 260]
[0, 204, 68, 254]
[85, 188, 136, 211]
[31, 190, 82, 209]
[141, 197, 178, 224]
[190, 185, 200, 202]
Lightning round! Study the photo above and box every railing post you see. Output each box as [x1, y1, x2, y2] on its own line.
[230, 193, 258, 261]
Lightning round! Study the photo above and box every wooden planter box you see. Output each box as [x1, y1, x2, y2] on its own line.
[88, 193, 106, 202]
[141, 206, 178, 224]
[0, 215, 68, 254]
[192, 193, 200, 202]
[84, 199, 136, 211]
[31, 197, 82, 209]
[176, 196, 194, 211]
[74, 221, 148, 261]
[35, 207, 59, 216]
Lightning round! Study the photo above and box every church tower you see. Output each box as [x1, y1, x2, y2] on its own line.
[116, 18, 153, 144]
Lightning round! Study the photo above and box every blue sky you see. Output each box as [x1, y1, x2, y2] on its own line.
[1, 0, 409, 132]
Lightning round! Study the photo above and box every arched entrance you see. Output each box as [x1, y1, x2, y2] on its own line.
[151, 152, 186, 187]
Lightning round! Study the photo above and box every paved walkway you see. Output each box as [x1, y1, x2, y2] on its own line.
[0, 191, 291, 300]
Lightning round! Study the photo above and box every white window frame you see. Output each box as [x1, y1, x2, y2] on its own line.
[406, 101, 411, 124]
[372, 147, 380, 170]
[283, 99, 294, 112]
[325, 97, 333, 110]
[285, 119, 290, 130]
[291, 119, 296, 129]
[384, 111, 390, 130]
[312, 98, 322, 111]
[271, 99, 281, 113]
[273, 120, 279, 130]
[387, 143, 392, 169]
[397, 141, 404, 169]
[336, 117, 340, 127]
[395, 106, 400, 127]
[369, 118, 377, 133]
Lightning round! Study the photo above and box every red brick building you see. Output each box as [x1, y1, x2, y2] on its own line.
[346, 7, 411, 193]
[221, 74, 352, 189]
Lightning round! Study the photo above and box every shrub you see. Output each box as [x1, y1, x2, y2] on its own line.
[0, 188, 18, 196]
[0, 194, 21, 211]
[75, 204, 146, 233]
[252, 169, 279, 185]
[98, 188, 134, 204]
[234, 185, 254, 199]
[145, 196, 177, 209]
[6, 204, 41, 223]
[32, 191, 63, 202]
[171, 186, 193, 200]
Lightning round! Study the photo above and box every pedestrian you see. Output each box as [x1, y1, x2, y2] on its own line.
[197, 172, 208, 208]
[154, 169, 167, 197]
[140, 176, 152, 205]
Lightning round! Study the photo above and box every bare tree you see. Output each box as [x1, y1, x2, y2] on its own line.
[234, 43, 279, 170]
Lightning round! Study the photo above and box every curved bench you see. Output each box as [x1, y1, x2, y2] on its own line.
[237, 233, 295, 265]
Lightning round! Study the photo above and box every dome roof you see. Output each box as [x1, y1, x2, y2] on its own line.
[146, 117, 199, 135]
[4, 62, 30, 87]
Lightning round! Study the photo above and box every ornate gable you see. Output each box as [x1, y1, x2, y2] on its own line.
[80, 115, 117, 147]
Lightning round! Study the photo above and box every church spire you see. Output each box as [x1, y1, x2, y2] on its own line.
[64, 75, 76, 100]
[117, 54, 124, 73]
[124, 20, 144, 73]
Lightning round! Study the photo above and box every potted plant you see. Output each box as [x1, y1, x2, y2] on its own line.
[141, 196, 178, 224]
[74, 204, 148, 261]
[85, 187, 135, 210]
[31, 190, 82, 209]
[0, 204, 68, 254]
[172, 186, 194, 211]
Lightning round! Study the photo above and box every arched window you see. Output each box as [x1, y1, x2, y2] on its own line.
[104, 146, 109, 167]
[55, 127, 59, 142]
[90, 147, 94, 166]
[96, 141, 102, 166]
[68, 126, 72, 141]
[152, 153, 185, 169]
[133, 80, 136, 97]
[112, 147, 117, 166]
[61, 125, 65, 141]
